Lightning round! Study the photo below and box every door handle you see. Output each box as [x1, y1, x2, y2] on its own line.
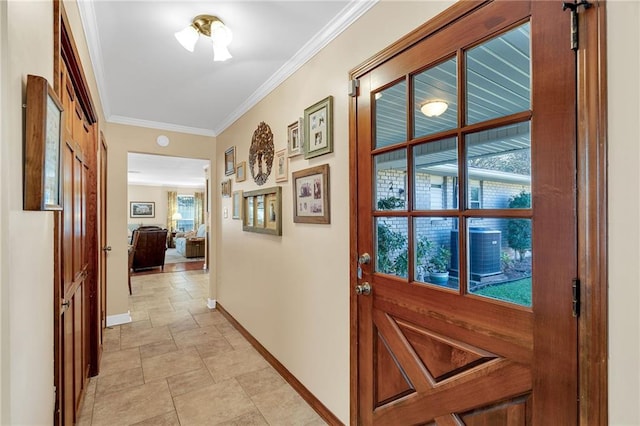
[355, 282, 371, 296]
[102, 246, 112, 252]
[358, 253, 371, 265]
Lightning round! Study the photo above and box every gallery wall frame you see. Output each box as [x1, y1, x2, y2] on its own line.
[292, 164, 330, 224]
[130, 201, 155, 218]
[243, 186, 282, 236]
[221, 179, 232, 198]
[287, 118, 304, 157]
[232, 190, 243, 220]
[24, 74, 64, 211]
[275, 149, 288, 182]
[236, 161, 247, 182]
[304, 96, 333, 159]
[225, 146, 236, 176]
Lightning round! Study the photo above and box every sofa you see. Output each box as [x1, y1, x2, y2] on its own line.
[175, 224, 206, 258]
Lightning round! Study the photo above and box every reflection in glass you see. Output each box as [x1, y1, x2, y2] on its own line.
[375, 217, 408, 278]
[413, 137, 457, 210]
[256, 195, 264, 227]
[466, 218, 532, 307]
[413, 57, 458, 138]
[466, 122, 531, 209]
[466, 22, 531, 124]
[375, 80, 407, 148]
[375, 149, 407, 211]
[414, 217, 458, 289]
[246, 196, 254, 226]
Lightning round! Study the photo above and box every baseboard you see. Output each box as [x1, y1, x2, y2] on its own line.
[106, 311, 132, 327]
[207, 298, 217, 309]
[216, 303, 343, 426]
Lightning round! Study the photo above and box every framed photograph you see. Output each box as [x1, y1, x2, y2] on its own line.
[275, 149, 288, 182]
[130, 202, 155, 218]
[236, 161, 246, 182]
[243, 186, 282, 236]
[293, 164, 330, 224]
[304, 96, 333, 159]
[287, 118, 304, 157]
[24, 74, 64, 211]
[225, 146, 236, 176]
[232, 190, 243, 220]
[221, 179, 232, 198]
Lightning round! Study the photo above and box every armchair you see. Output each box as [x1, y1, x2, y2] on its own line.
[175, 224, 206, 258]
[130, 226, 169, 271]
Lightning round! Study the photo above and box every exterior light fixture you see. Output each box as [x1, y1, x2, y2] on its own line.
[420, 100, 448, 117]
[175, 15, 232, 61]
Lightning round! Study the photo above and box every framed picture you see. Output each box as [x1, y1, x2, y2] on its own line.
[24, 74, 64, 211]
[221, 179, 232, 198]
[225, 146, 236, 176]
[236, 161, 246, 182]
[275, 149, 288, 182]
[232, 190, 243, 220]
[287, 118, 304, 157]
[130, 201, 155, 218]
[293, 164, 330, 224]
[243, 186, 282, 236]
[304, 96, 333, 159]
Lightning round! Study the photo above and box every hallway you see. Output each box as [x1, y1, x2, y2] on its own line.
[77, 269, 326, 425]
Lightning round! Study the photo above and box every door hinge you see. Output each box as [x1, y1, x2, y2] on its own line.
[562, 1, 593, 51]
[348, 79, 360, 97]
[572, 278, 581, 317]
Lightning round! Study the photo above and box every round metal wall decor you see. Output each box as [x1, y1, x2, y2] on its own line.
[249, 122, 274, 185]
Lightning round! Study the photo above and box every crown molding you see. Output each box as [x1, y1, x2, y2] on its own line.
[109, 115, 216, 137]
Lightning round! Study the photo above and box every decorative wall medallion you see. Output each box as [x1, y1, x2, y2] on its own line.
[249, 122, 274, 186]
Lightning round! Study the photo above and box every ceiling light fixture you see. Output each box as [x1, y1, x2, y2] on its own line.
[420, 100, 448, 117]
[175, 14, 232, 61]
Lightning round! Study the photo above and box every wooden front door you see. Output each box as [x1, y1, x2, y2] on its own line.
[352, 1, 577, 424]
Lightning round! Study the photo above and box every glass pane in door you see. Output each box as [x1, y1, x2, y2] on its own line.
[413, 57, 458, 138]
[376, 217, 408, 278]
[375, 80, 407, 148]
[466, 122, 531, 209]
[467, 218, 532, 307]
[375, 149, 407, 211]
[466, 23, 531, 124]
[414, 137, 457, 210]
[414, 217, 458, 289]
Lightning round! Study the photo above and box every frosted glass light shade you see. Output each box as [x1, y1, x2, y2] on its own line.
[212, 44, 232, 61]
[420, 100, 448, 117]
[175, 25, 199, 52]
[211, 21, 232, 61]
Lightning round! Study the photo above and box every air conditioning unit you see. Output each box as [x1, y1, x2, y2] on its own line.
[450, 227, 501, 280]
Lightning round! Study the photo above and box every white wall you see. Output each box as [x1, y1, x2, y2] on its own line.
[608, 2, 640, 424]
[104, 123, 216, 318]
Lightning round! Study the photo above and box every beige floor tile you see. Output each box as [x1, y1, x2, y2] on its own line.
[139, 340, 179, 359]
[96, 367, 144, 397]
[173, 325, 224, 348]
[194, 336, 234, 359]
[99, 347, 141, 376]
[121, 325, 173, 349]
[251, 383, 322, 426]
[142, 346, 204, 382]
[216, 409, 269, 426]
[203, 346, 268, 382]
[91, 380, 174, 426]
[215, 321, 238, 335]
[236, 366, 286, 397]
[168, 316, 200, 334]
[168, 292, 193, 303]
[305, 417, 329, 426]
[166, 367, 215, 397]
[174, 379, 256, 425]
[130, 310, 151, 323]
[130, 411, 180, 426]
[193, 310, 227, 327]
[148, 308, 193, 327]
[121, 318, 152, 331]
[224, 330, 253, 350]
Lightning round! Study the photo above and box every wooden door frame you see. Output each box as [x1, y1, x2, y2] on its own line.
[348, 1, 608, 424]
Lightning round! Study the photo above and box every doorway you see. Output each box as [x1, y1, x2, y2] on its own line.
[349, 1, 597, 423]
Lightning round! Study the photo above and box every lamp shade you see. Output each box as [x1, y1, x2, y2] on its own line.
[175, 25, 199, 52]
[211, 20, 232, 61]
[172, 212, 183, 220]
[420, 100, 448, 117]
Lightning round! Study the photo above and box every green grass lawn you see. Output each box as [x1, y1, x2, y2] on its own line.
[473, 277, 532, 307]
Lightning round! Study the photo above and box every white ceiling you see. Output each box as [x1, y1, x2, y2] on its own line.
[79, 0, 376, 137]
[128, 153, 210, 188]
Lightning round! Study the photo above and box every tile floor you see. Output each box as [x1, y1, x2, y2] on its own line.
[77, 269, 327, 426]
